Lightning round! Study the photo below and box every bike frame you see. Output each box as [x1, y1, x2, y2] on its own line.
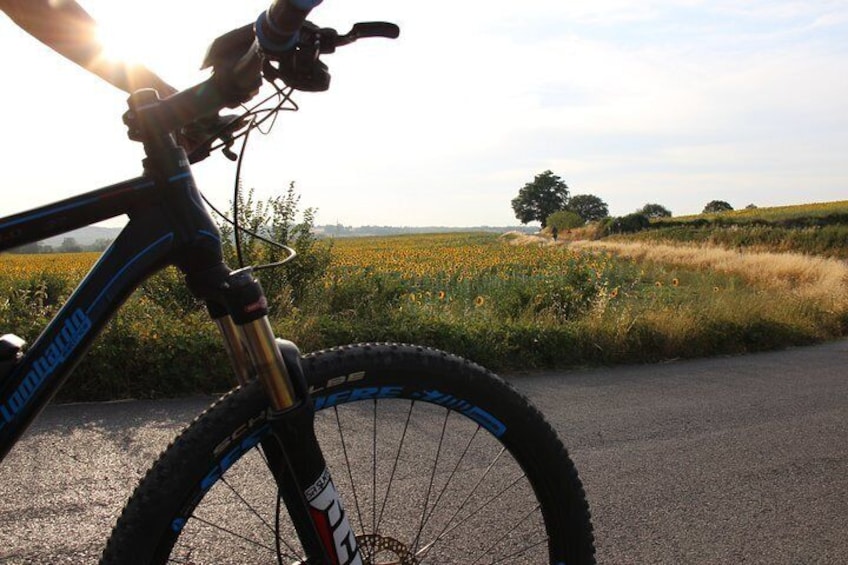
[0, 90, 358, 563]
[0, 171, 195, 457]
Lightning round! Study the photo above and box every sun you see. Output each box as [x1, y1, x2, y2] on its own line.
[94, 24, 148, 67]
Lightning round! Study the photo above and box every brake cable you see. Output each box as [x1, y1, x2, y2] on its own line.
[198, 82, 300, 272]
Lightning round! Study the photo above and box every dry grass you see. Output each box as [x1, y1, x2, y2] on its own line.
[568, 240, 848, 305]
[500, 232, 558, 247]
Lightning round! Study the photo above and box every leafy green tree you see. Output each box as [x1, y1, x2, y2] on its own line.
[546, 210, 585, 231]
[639, 203, 672, 219]
[567, 194, 609, 222]
[703, 200, 733, 214]
[511, 170, 569, 228]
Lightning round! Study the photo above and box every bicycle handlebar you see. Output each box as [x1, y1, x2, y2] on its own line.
[125, 3, 398, 150]
[257, 0, 324, 54]
[124, 78, 226, 140]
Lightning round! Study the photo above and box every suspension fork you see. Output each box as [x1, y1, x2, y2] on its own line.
[206, 267, 362, 565]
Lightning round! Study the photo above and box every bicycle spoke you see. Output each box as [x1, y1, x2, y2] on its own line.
[375, 400, 415, 534]
[184, 513, 278, 554]
[220, 475, 303, 561]
[489, 536, 549, 564]
[471, 504, 543, 565]
[372, 398, 378, 536]
[410, 407, 451, 555]
[440, 472, 529, 543]
[219, 475, 277, 537]
[334, 405, 366, 536]
[416, 413, 482, 537]
[416, 449, 523, 559]
[416, 444, 505, 555]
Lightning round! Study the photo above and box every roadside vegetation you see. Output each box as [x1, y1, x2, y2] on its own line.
[607, 200, 848, 258]
[4, 195, 848, 401]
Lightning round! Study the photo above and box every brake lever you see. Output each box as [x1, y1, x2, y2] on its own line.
[264, 21, 399, 92]
[343, 22, 400, 44]
[324, 22, 400, 52]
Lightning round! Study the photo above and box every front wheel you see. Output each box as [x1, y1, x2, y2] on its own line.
[102, 343, 595, 564]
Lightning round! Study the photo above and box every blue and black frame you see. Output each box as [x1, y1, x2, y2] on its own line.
[0, 161, 223, 459]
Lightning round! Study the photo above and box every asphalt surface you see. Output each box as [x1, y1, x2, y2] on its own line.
[0, 340, 846, 563]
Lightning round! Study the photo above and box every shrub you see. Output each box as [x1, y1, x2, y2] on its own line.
[703, 200, 734, 214]
[606, 213, 650, 234]
[218, 182, 333, 312]
[547, 210, 585, 231]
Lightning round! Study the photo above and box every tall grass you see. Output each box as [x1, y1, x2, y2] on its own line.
[568, 240, 848, 304]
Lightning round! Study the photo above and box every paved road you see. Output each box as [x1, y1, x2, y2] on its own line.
[1, 340, 846, 563]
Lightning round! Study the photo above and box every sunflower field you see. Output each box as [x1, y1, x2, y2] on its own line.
[3, 230, 848, 401]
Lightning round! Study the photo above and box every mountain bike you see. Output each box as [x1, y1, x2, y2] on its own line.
[0, 1, 595, 563]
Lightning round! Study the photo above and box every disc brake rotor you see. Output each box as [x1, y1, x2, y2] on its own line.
[356, 534, 420, 565]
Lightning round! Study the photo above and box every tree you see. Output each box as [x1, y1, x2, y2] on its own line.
[702, 200, 733, 214]
[639, 203, 672, 219]
[546, 210, 584, 231]
[59, 237, 82, 253]
[511, 170, 569, 228]
[567, 194, 609, 222]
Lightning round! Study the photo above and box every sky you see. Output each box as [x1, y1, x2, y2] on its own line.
[1, 0, 847, 228]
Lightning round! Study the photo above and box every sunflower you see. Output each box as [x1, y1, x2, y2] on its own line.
[655, 281, 663, 287]
[474, 296, 485, 307]
[672, 278, 680, 287]
[438, 290, 446, 300]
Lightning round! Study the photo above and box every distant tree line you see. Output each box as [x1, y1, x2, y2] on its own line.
[511, 169, 742, 236]
[9, 237, 113, 254]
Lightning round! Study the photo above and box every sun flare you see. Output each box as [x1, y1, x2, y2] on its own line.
[95, 25, 148, 66]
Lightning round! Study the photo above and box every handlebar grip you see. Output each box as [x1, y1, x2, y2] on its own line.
[257, 0, 323, 54]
